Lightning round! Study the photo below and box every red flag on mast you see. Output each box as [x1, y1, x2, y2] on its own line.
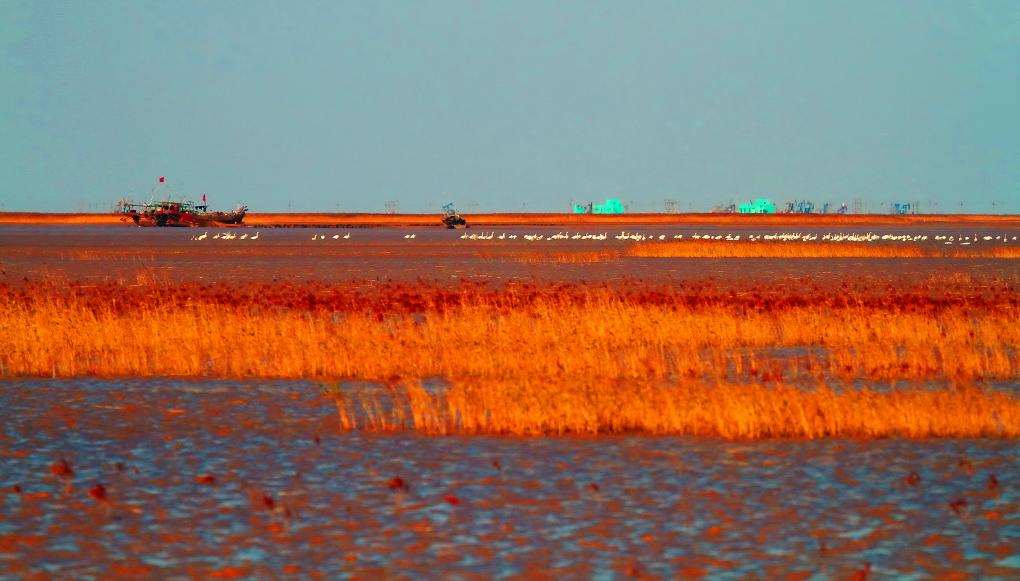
[158, 177, 165, 183]
[202, 194, 206, 202]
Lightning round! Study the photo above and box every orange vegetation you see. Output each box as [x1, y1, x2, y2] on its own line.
[629, 240, 1020, 259]
[4, 211, 1020, 227]
[0, 213, 124, 225]
[498, 250, 622, 264]
[1, 278, 1018, 438]
[244, 212, 1020, 227]
[333, 379, 1020, 438]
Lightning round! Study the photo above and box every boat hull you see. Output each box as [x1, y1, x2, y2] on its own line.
[120, 209, 247, 227]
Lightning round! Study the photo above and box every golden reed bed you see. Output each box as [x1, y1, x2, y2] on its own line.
[334, 380, 1019, 439]
[5, 240, 1018, 269]
[629, 240, 1020, 259]
[496, 242, 1020, 263]
[2, 279, 1018, 438]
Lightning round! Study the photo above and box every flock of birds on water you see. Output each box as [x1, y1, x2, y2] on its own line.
[189, 231, 259, 241]
[185, 230, 1020, 246]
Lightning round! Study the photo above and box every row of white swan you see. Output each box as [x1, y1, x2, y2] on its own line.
[191, 231, 259, 241]
[188, 230, 1020, 245]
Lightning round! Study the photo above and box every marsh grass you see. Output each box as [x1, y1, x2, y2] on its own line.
[332, 379, 1020, 438]
[5, 289, 1018, 382]
[59, 249, 159, 262]
[629, 241, 1020, 259]
[3, 279, 1019, 438]
[504, 250, 622, 264]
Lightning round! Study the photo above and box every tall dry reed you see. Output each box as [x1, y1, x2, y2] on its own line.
[333, 379, 1020, 438]
[3, 280, 1018, 438]
[3, 289, 1018, 382]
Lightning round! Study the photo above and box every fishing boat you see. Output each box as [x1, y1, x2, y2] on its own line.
[117, 199, 248, 227]
[115, 177, 248, 227]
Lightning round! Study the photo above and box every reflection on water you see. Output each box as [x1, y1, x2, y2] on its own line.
[1, 379, 1016, 578]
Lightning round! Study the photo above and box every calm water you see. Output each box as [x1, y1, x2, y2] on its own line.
[2, 223, 1020, 286]
[1, 379, 1017, 578]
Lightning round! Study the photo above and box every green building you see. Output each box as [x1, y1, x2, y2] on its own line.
[573, 199, 625, 214]
[738, 199, 776, 214]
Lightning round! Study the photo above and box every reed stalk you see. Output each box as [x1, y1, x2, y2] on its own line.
[3, 280, 1018, 438]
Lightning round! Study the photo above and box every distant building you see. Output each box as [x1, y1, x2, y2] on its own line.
[738, 199, 776, 214]
[573, 199, 625, 214]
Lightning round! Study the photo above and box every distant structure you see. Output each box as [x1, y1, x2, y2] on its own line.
[738, 199, 776, 214]
[441, 202, 467, 228]
[891, 201, 919, 215]
[573, 199, 625, 214]
[384, 200, 399, 214]
[663, 199, 680, 213]
[819, 202, 849, 214]
[722, 197, 920, 215]
[783, 200, 815, 213]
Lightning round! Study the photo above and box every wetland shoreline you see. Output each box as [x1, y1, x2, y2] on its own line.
[4, 211, 1020, 228]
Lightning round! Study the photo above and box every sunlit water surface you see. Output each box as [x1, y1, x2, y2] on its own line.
[2, 224, 1020, 286]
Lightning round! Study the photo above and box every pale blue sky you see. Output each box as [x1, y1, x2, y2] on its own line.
[1, 1, 1017, 213]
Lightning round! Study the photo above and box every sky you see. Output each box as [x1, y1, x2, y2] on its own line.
[1, 1, 1017, 214]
